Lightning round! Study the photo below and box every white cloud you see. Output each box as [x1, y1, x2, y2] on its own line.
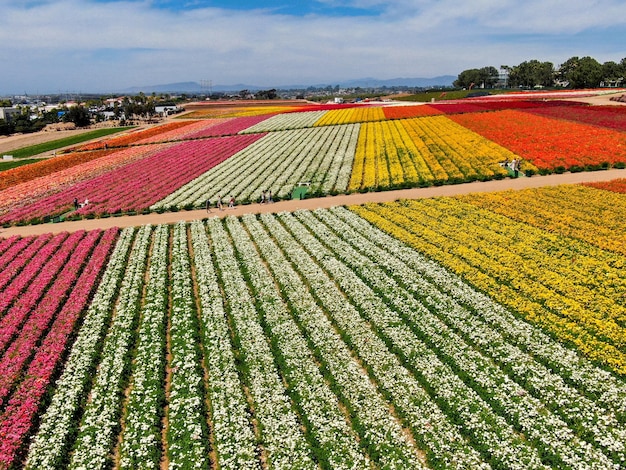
[0, 0, 624, 93]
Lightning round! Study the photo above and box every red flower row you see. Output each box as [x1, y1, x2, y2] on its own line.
[582, 178, 626, 194]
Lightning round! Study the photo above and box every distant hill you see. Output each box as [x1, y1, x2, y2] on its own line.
[121, 76, 456, 94]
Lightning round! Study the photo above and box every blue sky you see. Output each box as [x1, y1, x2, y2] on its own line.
[1, 0, 625, 94]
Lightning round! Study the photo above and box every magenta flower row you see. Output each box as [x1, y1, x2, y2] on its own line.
[183, 114, 271, 139]
[0, 233, 66, 315]
[0, 235, 46, 289]
[0, 230, 101, 406]
[0, 231, 86, 355]
[0, 227, 119, 469]
[0, 134, 264, 225]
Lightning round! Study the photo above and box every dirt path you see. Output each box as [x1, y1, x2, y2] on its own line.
[1, 168, 623, 238]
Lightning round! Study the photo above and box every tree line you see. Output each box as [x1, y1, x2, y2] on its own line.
[454, 56, 626, 89]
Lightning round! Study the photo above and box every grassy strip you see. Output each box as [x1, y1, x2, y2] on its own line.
[5, 127, 133, 159]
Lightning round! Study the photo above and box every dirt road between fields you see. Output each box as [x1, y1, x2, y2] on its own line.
[1, 168, 624, 238]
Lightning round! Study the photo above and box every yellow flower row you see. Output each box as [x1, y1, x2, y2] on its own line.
[314, 107, 386, 126]
[457, 185, 626, 256]
[351, 195, 626, 375]
[348, 116, 521, 191]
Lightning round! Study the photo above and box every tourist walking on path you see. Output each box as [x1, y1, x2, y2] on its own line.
[217, 194, 223, 211]
[229, 195, 235, 209]
[205, 198, 211, 213]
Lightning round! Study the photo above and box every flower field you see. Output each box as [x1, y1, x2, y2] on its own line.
[2, 96, 626, 227]
[1, 183, 625, 469]
[449, 109, 626, 171]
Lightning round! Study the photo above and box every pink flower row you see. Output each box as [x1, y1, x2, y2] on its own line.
[74, 134, 265, 215]
[0, 233, 65, 315]
[1, 134, 264, 224]
[0, 227, 118, 469]
[0, 230, 101, 405]
[183, 114, 271, 139]
[0, 235, 45, 287]
[0, 144, 171, 217]
[0, 231, 86, 355]
[134, 119, 221, 144]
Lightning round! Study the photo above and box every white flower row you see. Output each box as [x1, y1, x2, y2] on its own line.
[25, 227, 137, 470]
[296, 209, 621, 469]
[119, 224, 170, 469]
[205, 217, 316, 469]
[239, 110, 328, 133]
[268, 211, 544, 469]
[247, 213, 427, 469]
[189, 220, 259, 470]
[69, 225, 153, 469]
[315, 207, 626, 464]
[167, 221, 210, 469]
[151, 124, 359, 209]
[332, 206, 626, 421]
[225, 216, 370, 469]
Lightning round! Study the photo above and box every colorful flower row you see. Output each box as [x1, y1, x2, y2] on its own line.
[0, 232, 67, 316]
[582, 177, 626, 194]
[526, 104, 626, 132]
[0, 230, 97, 405]
[352, 194, 626, 376]
[152, 124, 359, 208]
[0, 234, 51, 293]
[1, 136, 261, 225]
[166, 222, 211, 469]
[0, 228, 118, 469]
[118, 224, 168, 469]
[24, 227, 136, 469]
[0, 149, 117, 191]
[0, 144, 170, 218]
[133, 119, 220, 144]
[449, 109, 626, 170]
[348, 116, 515, 191]
[313, 105, 386, 126]
[382, 104, 444, 120]
[189, 221, 259, 469]
[239, 110, 328, 133]
[458, 185, 626, 255]
[75, 121, 199, 150]
[206, 218, 317, 468]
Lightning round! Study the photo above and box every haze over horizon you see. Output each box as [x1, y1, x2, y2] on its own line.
[1, 0, 625, 95]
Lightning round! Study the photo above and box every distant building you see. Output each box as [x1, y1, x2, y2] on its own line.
[0, 107, 20, 122]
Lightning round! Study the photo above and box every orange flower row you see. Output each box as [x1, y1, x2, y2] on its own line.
[76, 120, 200, 150]
[582, 178, 626, 194]
[382, 105, 443, 120]
[0, 150, 116, 191]
[449, 109, 626, 170]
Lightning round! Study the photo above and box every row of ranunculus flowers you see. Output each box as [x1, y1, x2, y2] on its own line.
[348, 116, 520, 191]
[457, 185, 626, 257]
[0, 144, 170, 218]
[0, 230, 97, 404]
[152, 123, 360, 210]
[24, 227, 140, 469]
[352, 196, 626, 376]
[0, 135, 262, 225]
[450, 109, 626, 171]
[0, 227, 118, 469]
[293, 207, 625, 466]
[583, 177, 626, 194]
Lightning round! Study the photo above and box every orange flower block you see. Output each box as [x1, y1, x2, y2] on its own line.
[449, 109, 626, 170]
[582, 178, 626, 194]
